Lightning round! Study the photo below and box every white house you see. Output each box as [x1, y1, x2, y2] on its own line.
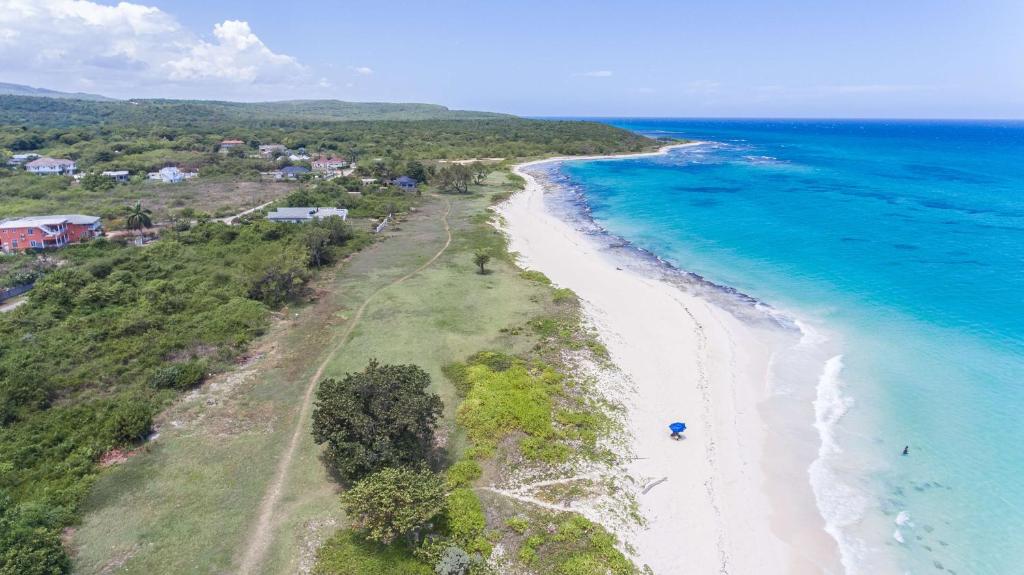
[101, 170, 130, 183]
[25, 157, 76, 175]
[7, 153, 39, 166]
[312, 156, 348, 173]
[266, 207, 348, 223]
[147, 167, 197, 183]
[259, 144, 286, 158]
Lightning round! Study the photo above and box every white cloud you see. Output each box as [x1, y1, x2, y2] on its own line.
[577, 70, 613, 78]
[0, 0, 306, 97]
[351, 66, 374, 76]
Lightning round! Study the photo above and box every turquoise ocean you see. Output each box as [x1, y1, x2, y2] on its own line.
[542, 119, 1024, 574]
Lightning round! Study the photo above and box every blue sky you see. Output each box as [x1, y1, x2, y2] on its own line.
[2, 0, 1022, 118]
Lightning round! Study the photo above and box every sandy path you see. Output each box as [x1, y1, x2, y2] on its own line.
[236, 197, 453, 574]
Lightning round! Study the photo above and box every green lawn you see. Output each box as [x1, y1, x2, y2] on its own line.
[71, 182, 549, 574]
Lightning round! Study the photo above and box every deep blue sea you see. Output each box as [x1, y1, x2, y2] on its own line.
[551, 119, 1024, 574]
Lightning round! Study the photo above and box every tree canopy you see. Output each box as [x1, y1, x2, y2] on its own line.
[311, 360, 443, 483]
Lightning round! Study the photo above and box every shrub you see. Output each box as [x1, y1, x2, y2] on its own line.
[312, 360, 443, 483]
[148, 360, 206, 390]
[444, 460, 482, 489]
[314, 530, 431, 575]
[519, 270, 551, 285]
[341, 467, 445, 545]
[434, 546, 471, 575]
[444, 488, 488, 555]
[105, 400, 153, 446]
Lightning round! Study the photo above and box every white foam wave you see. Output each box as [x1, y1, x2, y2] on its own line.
[809, 355, 868, 574]
[893, 529, 905, 544]
[895, 510, 913, 527]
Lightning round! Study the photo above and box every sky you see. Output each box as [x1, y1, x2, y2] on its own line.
[1, 0, 1022, 118]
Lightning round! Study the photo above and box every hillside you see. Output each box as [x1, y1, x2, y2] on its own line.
[0, 82, 115, 102]
[0, 95, 509, 128]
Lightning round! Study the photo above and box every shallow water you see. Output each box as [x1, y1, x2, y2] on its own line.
[550, 119, 1024, 574]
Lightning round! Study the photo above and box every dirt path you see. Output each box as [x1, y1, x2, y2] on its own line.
[236, 197, 452, 575]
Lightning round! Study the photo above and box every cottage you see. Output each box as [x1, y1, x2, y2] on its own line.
[219, 139, 245, 154]
[25, 157, 76, 175]
[392, 176, 418, 191]
[101, 170, 130, 183]
[0, 214, 102, 253]
[147, 167, 196, 183]
[7, 153, 40, 166]
[266, 207, 348, 223]
[311, 156, 348, 173]
[281, 166, 311, 180]
[258, 144, 287, 158]
[360, 177, 378, 186]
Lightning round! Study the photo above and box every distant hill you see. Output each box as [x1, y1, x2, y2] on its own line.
[0, 95, 511, 128]
[0, 82, 115, 102]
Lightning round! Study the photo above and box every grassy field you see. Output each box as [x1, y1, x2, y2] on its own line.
[70, 177, 552, 574]
[0, 175, 296, 225]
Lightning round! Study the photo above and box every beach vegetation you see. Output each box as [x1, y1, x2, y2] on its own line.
[519, 269, 552, 284]
[311, 360, 444, 484]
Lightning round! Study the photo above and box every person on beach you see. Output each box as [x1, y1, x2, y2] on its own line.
[902, 445, 909, 456]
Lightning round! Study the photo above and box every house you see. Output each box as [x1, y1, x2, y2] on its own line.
[0, 214, 102, 253]
[147, 167, 196, 183]
[219, 139, 245, 154]
[101, 170, 130, 183]
[280, 166, 310, 179]
[7, 153, 40, 166]
[288, 153, 310, 162]
[360, 177, 378, 186]
[258, 144, 287, 158]
[25, 157, 76, 175]
[311, 156, 348, 173]
[266, 207, 348, 223]
[392, 176, 418, 191]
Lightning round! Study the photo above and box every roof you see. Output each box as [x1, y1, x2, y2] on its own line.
[220, 139, 245, 145]
[394, 176, 417, 185]
[102, 170, 129, 176]
[266, 207, 348, 221]
[26, 157, 75, 168]
[0, 214, 100, 230]
[281, 166, 310, 174]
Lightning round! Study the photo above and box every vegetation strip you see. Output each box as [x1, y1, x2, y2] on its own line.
[237, 197, 452, 574]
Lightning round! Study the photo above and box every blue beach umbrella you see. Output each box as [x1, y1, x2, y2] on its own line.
[669, 422, 687, 433]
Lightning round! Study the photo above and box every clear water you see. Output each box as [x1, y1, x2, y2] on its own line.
[552, 119, 1024, 574]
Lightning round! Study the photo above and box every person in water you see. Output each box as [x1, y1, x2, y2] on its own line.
[902, 446, 909, 456]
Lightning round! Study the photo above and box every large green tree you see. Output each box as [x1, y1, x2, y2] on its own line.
[340, 467, 445, 545]
[312, 360, 443, 483]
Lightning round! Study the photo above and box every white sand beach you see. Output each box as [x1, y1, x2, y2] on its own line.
[498, 146, 843, 574]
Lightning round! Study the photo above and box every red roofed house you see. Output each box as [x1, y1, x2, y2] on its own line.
[311, 156, 348, 173]
[25, 157, 76, 175]
[0, 215, 102, 253]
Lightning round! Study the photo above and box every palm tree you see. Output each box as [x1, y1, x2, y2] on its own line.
[124, 201, 153, 238]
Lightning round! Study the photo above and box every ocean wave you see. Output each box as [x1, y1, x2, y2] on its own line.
[809, 355, 868, 574]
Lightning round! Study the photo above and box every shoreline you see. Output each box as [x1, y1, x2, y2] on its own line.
[498, 145, 843, 573]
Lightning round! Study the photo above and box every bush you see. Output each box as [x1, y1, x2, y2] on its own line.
[434, 546, 471, 575]
[444, 488, 488, 555]
[148, 360, 206, 390]
[312, 360, 443, 483]
[314, 530, 431, 575]
[444, 460, 482, 489]
[519, 270, 551, 285]
[104, 400, 153, 445]
[341, 467, 446, 545]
